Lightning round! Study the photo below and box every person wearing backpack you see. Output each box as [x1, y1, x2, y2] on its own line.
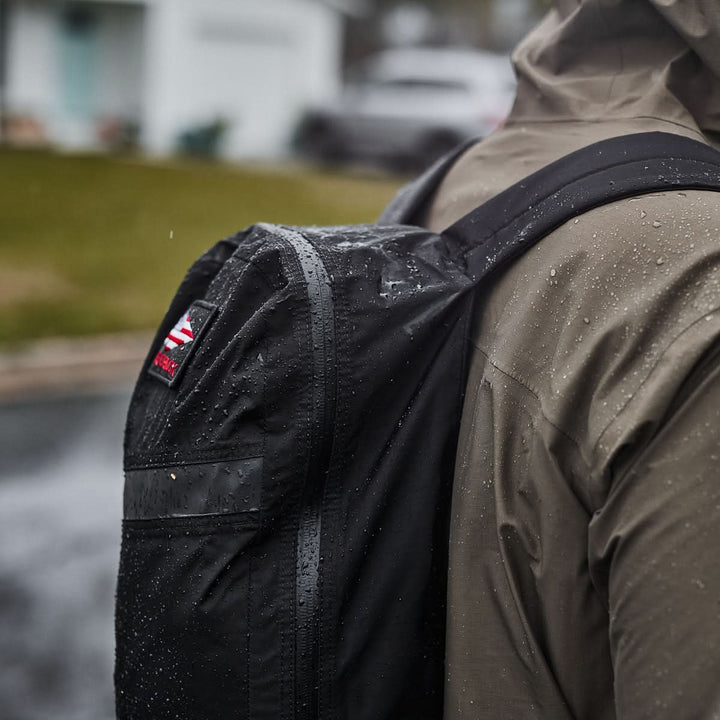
[422, 0, 720, 717]
[116, 1, 720, 718]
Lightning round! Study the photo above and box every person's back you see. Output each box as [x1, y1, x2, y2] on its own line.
[424, 1, 720, 717]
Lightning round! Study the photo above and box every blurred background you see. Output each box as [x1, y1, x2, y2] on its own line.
[0, 0, 545, 717]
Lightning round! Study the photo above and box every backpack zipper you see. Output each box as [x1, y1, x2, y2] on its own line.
[275, 227, 337, 720]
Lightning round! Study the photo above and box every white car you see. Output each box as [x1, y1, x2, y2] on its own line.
[295, 47, 516, 169]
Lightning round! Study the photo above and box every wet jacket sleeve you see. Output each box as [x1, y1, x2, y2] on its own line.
[588, 354, 720, 718]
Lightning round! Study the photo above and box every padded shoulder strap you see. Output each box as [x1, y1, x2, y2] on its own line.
[378, 138, 479, 225]
[443, 132, 720, 282]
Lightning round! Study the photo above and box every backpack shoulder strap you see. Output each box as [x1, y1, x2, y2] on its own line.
[443, 131, 720, 282]
[378, 138, 479, 225]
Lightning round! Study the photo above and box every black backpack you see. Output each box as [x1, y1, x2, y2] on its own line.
[116, 132, 720, 720]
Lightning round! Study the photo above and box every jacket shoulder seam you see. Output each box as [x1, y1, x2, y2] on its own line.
[593, 304, 720, 458]
[471, 340, 585, 451]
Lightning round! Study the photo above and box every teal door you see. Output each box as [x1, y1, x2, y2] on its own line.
[60, 6, 98, 118]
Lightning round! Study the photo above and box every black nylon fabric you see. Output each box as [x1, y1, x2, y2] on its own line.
[117, 132, 720, 720]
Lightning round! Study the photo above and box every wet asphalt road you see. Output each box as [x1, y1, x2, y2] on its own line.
[0, 387, 130, 720]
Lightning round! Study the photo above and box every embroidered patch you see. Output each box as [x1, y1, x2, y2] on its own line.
[147, 300, 217, 387]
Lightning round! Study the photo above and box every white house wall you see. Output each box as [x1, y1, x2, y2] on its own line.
[6, 0, 59, 129]
[5, 0, 341, 159]
[142, 0, 342, 159]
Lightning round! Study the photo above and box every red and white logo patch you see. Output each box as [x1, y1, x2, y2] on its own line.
[147, 300, 217, 387]
[163, 312, 194, 351]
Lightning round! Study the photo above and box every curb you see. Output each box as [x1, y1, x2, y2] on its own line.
[0, 333, 153, 401]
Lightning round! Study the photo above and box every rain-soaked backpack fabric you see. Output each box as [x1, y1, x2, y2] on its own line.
[116, 132, 720, 720]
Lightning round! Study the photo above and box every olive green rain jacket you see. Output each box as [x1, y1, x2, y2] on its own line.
[424, 1, 720, 718]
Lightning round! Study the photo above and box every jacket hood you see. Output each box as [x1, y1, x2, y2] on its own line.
[509, 0, 720, 143]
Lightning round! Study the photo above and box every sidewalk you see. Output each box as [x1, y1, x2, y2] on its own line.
[0, 333, 152, 401]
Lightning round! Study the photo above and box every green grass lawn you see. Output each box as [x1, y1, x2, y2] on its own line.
[0, 149, 403, 346]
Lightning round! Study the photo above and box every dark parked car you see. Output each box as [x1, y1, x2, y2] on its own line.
[294, 47, 516, 170]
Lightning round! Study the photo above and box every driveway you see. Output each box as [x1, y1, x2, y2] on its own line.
[0, 387, 130, 720]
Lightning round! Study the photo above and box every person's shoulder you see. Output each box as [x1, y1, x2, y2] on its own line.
[469, 185, 720, 499]
[563, 187, 720, 342]
[547, 188, 720, 490]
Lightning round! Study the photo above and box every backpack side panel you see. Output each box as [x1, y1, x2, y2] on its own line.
[118, 227, 324, 719]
